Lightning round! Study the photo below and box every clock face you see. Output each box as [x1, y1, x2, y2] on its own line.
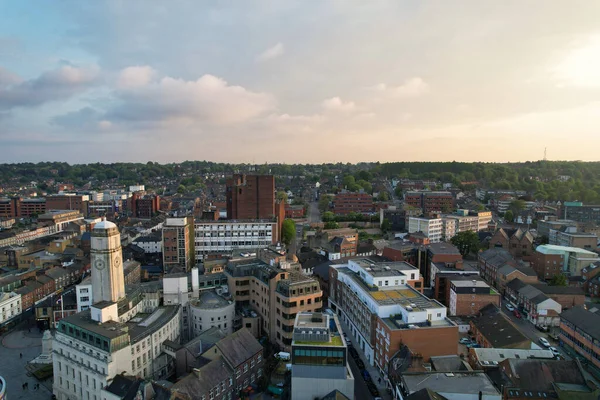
[94, 259, 106, 270]
[114, 257, 122, 269]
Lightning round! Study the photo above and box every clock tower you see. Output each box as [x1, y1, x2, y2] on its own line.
[91, 219, 125, 304]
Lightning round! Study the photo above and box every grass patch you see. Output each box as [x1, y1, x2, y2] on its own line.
[295, 335, 344, 347]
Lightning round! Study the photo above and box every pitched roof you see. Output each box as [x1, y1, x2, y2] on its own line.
[506, 278, 527, 292]
[472, 304, 530, 348]
[171, 357, 232, 399]
[406, 388, 449, 400]
[320, 389, 352, 400]
[215, 328, 262, 368]
[500, 359, 587, 392]
[104, 375, 143, 400]
[560, 306, 600, 342]
[531, 284, 585, 296]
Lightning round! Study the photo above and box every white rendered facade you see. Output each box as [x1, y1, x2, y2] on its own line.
[53, 220, 182, 400]
[0, 292, 21, 325]
[76, 277, 93, 312]
[194, 220, 275, 260]
[190, 291, 235, 336]
[408, 217, 442, 243]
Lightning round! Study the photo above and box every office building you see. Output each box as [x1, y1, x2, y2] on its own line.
[162, 216, 195, 272]
[407, 216, 442, 243]
[190, 290, 235, 336]
[52, 220, 181, 400]
[404, 191, 454, 213]
[291, 312, 354, 400]
[225, 258, 323, 351]
[532, 244, 599, 278]
[0, 292, 21, 328]
[562, 202, 600, 224]
[194, 220, 276, 261]
[329, 259, 450, 368]
[560, 305, 600, 370]
[332, 192, 374, 215]
[226, 174, 275, 220]
[46, 194, 90, 215]
[129, 193, 160, 219]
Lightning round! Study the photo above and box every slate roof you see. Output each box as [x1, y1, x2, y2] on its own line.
[312, 261, 334, 281]
[560, 306, 600, 342]
[471, 304, 529, 348]
[320, 389, 352, 400]
[499, 359, 587, 392]
[171, 357, 232, 399]
[104, 375, 142, 400]
[506, 278, 528, 292]
[406, 388, 449, 400]
[215, 328, 262, 368]
[531, 284, 584, 296]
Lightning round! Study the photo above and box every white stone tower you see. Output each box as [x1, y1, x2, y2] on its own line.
[91, 219, 125, 304]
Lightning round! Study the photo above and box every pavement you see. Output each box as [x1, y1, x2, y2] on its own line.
[0, 325, 51, 400]
[338, 318, 392, 400]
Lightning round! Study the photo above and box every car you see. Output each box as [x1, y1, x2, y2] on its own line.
[549, 347, 560, 357]
[355, 359, 365, 370]
[459, 338, 471, 345]
[549, 333, 560, 341]
[362, 370, 371, 381]
[505, 303, 515, 312]
[536, 325, 549, 332]
[467, 343, 481, 349]
[513, 309, 522, 319]
[539, 337, 551, 348]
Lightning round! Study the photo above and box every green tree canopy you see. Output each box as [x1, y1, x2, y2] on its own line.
[322, 211, 335, 222]
[450, 231, 480, 257]
[504, 210, 514, 222]
[281, 219, 296, 245]
[324, 221, 340, 229]
[381, 218, 391, 232]
[276, 190, 288, 202]
[550, 274, 568, 286]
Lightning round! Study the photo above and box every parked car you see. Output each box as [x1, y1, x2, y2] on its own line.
[549, 347, 560, 357]
[539, 337, 551, 348]
[355, 359, 365, 370]
[467, 343, 481, 348]
[536, 325, 549, 332]
[505, 303, 515, 312]
[459, 338, 471, 345]
[549, 333, 560, 341]
[513, 309, 522, 319]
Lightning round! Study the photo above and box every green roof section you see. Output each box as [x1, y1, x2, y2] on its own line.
[294, 335, 344, 347]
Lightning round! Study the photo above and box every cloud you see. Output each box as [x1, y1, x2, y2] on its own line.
[321, 97, 356, 112]
[256, 42, 285, 62]
[371, 77, 430, 97]
[107, 73, 275, 125]
[117, 66, 156, 88]
[554, 34, 600, 87]
[0, 65, 100, 110]
[0, 67, 22, 86]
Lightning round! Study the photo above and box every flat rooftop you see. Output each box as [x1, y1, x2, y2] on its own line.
[292, 312, 345, 347]
[471, 348, 555, 364]
[451, 279, 490, 289]
[352, 258, 418, 277]
[402, 372, 500, 396]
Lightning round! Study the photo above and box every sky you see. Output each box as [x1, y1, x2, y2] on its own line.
[1, 1, 600, 164]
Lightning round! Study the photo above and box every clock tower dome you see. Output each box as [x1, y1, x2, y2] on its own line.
[91, 219, 125, 304]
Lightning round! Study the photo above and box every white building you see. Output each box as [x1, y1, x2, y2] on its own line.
[190, 290, 235, 336]
[329, 259, 445, 365]
[407, 217, 442, 243]
[194, 220, 275, 260]
[0, 292, 22, 326]
[133, 235, 163, 253]
[53, 219, 182, 400]
[75, 276, 92, 312]
[441, 217, 457, 241]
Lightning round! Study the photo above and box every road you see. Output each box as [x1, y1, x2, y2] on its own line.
[347, 351, 378, 400]
[307, 201, 320, 224]
[499, 302, 568, 359]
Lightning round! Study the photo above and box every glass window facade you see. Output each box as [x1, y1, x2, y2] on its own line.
[292, 347, 345, 366]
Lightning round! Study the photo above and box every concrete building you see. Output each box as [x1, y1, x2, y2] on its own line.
[329, 259, 450, 369]
[448, 279, 500, 316]
[407, 216, 442, 243]
[226, 174, 275, 220]
[75, 277, 92, 312]
[46, 194, 89, 215]
[532, 244, 599, 278]
[225, 258, 323, 351]
[190, 290, 235, 336]
[291, 312, 354, 400]
[194, 220, 276, 261]
[552, 229, 598, 251]
[562, 202, 600, 224]
[560, 305, 600, 370]
[537, 219, 578, 239]
[162, 216, 195, 272]
[0, 291, 21, 327]
[52, 220, 182, 400]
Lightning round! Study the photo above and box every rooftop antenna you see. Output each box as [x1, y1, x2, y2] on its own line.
[543, 147, 547, 161]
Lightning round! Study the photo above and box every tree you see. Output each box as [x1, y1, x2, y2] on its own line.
[381, 218, 391, 232]
[281, 219, 296, 245]
[510, 199, 526, 213]
[377, 191, 390, 201]
[322, 211, 335, 222]
[504, 210, 514, 222]
[177, 184, 186, 194]
[276, 190, 288, 202]
[318, 195, 332, 213]
[550, 274, 568, 286]
[324, 221, 340, 229]
[450, 231, 480, 257]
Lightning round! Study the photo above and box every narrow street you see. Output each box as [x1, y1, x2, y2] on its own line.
[307, 201, 320, 224]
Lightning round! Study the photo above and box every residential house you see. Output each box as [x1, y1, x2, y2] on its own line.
[478, 248, 518, 288]
[470, 304, 532, 349]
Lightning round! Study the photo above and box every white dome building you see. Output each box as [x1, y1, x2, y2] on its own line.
[190, 290, 235, 336]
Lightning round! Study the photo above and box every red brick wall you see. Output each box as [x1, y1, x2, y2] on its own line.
[226, 174, 275, 220]
[532, 252, 564, 280]
[453, 292, 500, 316]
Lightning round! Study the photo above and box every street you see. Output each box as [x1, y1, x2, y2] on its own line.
[347, 351, 379, 400]
[307, 201, 320, 224]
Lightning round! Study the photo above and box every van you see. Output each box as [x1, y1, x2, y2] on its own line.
[275, 352, 291, 361]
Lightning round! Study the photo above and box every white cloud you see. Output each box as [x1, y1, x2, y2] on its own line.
[321, 96, 356, 112]
[256, 42, 285, 62]
[117, 66, 156, 88]
[107, 74, 275, 125]
[371, 77, 430, 97]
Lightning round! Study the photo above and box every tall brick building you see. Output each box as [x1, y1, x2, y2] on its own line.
[226, 174, 275, 220]
[404, 191, 454, 213]
[130, 192, 160, 219]
[332, 192, 374, 215]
